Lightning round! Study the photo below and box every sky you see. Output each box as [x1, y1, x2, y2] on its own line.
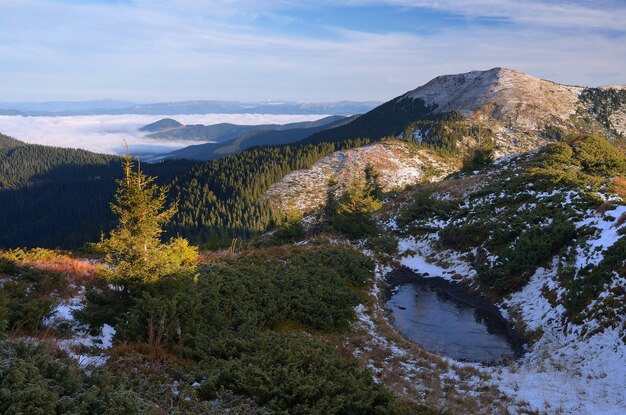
[1, 0, 625, 102]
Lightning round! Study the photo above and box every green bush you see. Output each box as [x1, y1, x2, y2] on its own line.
[0, 262, 61, 332]
[367, 234, 399, 255]
[398, 191, 457, 229]
[82, 244, 374, 339]
[439, 223, 489, 250]
[195, 246, 372, 333]
[543, 125, 565, 141]
[328, 177, 383, 239]
[525, 136, 626, 193]
[269, 211, 306, 244]
[77, 245, 411, 414]
[478, 218, 576, 296]
[120, 272, 202, 349]
[0, 340, 147, 415]
[567, 237, 626, 315]
[462, 146, 494, 172]
[571, 135, 626, 177]
[198, 331, 416, 415]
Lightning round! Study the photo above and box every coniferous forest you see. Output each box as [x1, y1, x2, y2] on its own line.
[0, 132, 369, 248]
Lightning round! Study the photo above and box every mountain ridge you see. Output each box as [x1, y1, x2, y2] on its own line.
[305, 67, 626, 156]
[161, 115, 355, 160]
[0, 100, 380, 116]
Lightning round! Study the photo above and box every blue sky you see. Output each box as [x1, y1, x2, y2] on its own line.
[1, 0, 625, 102]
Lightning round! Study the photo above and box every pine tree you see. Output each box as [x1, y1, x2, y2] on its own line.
[337, 176, 383, 217]
[101, 152, 197, 284]
[326, 171, 383, 239]
[364, 164, 383, 200]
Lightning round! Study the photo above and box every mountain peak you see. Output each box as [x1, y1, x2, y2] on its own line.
[400, 68, 590, 151]
[403, 67, 557, 116]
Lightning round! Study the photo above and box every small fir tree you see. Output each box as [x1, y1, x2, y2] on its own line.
[364, 164, 383, 200]
[337, 176, 383, 217]
[327, 172, 383, 238]
[100, 151, 197, 284]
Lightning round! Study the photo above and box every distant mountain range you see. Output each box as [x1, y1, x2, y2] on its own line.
[159, 115, 356, 160]
[0, 100, 380, 116]
[145, 117, 351, 143]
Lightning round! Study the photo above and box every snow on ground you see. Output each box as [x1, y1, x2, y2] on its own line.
[44, 294, 84, 326]
[44, 288, 116, 367]
[575, 205, 626, 269]
[398, 235, 477, 281]
[496, 259, 626, 415]
[392, 237, 626, 414]
[390, 210, 626, 414]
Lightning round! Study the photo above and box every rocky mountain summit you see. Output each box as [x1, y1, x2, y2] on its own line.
[267, 68, 626, 213]
[404, 68, 581, 151]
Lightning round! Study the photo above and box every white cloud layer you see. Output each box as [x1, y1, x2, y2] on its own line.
[0, 114, 327, 155]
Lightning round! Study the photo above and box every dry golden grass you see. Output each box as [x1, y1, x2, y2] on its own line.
[197, 249, 239, 263]
[108, 342, 195, 370]
[612, 177, 626, 200]
[29, 258, 97, 280]
[597, 201, 615, 214]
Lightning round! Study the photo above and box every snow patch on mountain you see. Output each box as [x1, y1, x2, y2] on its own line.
[494, 259, 626, 415]
[265, 140, 456, 213]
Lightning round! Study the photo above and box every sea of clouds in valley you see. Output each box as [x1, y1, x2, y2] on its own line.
[0, 114, 328, 157]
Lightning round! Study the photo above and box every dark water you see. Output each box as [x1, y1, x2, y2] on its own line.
[386, 271, 522, 363]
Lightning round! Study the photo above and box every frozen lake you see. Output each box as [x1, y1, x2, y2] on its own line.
[386, 269, 523, 363]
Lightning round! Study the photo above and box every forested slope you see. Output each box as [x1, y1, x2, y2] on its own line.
[0, 133, 368, 248]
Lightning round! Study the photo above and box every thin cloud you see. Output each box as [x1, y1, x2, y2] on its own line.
[0, 0, 624, 101]
[335, 0, 626, 31]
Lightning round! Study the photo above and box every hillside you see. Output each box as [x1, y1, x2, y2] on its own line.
[0, 132, 367, 248]
[164, 115, 355, 160]
[138, 117, 183, 132]
[0, 133, 25, 150]
[306, 68, 626, 156]
[0, 132, 119, 189]
[147, 115, 347, 143]
[370, 135, 626, 414]
[265, 139, 456, 213]
[0, 134, 198, 247]
[146, 122, 259, 142]
[260, 134, 626, 414]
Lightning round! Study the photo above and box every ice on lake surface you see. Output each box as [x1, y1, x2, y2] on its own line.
[387, 281, 520, 363]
